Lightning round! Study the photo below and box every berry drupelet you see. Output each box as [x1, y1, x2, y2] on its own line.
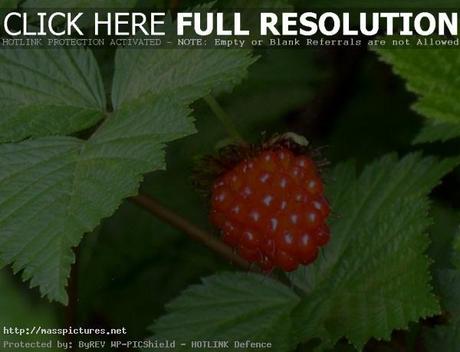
[207, 138, 330, 273]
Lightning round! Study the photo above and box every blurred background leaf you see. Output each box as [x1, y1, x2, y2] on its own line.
[0, 0, 19, 8]
[423, 208, 460, 351]
[22, 0, 139, 8]
[375, 48, 460, 144]
[0, 269, 60, 349]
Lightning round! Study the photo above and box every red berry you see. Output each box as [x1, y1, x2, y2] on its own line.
[275, 249, 298, 272]
[297, 233, 319, 265]
[238, 246, 261, 263]
[259, 255, 274, 272]
[240, 229, 261, 249]
[209, 147, 330, 272]
[275, 230, 297, 252]
[312, 196, 330, 217]
[221, 221, 243, 247]
[261, 237, 276, 259]
[313, 224, 331, 246]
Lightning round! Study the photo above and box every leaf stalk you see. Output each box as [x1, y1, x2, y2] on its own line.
[204, 95, 245, 143]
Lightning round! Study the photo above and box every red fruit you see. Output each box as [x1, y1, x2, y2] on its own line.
[275, 249, 298, 272]
[238, 246, 261, 263]
[313, 224, 331, 246]
[312, 196, 330, 217]
[259, 255, 274, 272]
[221, 221, 240, 247]
[209, 146, 330, 272]
[297, 233, 319, 265]
[304, 206, 321, 229]
[275, 230, 297, 253]
[261, 237, 276, 259]
[240, 229, 261, 249]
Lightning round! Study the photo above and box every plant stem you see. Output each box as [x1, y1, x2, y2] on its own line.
[204, 95, 245, 143]
[130, 194, 305, 288]
[131, 193, 254, 271]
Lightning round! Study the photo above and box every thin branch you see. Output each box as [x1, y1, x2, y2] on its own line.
[204, 95, 245, 143]
[131, 193, 254, 271]
[131, 194, 303, 288]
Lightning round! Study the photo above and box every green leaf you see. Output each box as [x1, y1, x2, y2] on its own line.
[0, 0, 18, 8]
[0, 270, 59, 348]
[222, 48, 326, 132]
[424, 225, 460, 352]
[146, 155, 457, 352]
[22, 0, 138, 8]
[375, 48, 460, 143]
[77, 201, 223, 338]
[428, 205, 460, 271]
[436, 269, 460, 318]
[289, 154, 459, 350]
[76, 46, 317, 334]
[433, 227, 460, 319]
[427, 288, 460, 351]
[301, 0, 459, 7]
[0, 0, 18, 23]
[0, 96, 194, 304]
[112, 48, 256, 109]
[149, 272, 300, 351]
[424, 323, 460, 352]
[453, 232, 460, 269]
[414, 121, 460, 144]
[0, 11, 254, 303]
[0, 48, 106, 143]
[110, 5, 256, 109]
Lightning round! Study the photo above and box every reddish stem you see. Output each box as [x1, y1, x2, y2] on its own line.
[130, 193, 254, 270]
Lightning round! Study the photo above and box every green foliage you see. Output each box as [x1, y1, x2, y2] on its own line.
[436, 268, 460, 318]
[0, 0, 18, 8]
[298, 0, 460, 7]
[424, 227, 460, 351]
[76, 198, 225, 339]
[454, 234, 460, 268]
[288, 154, 459, 350]
[0, 97, 193, 304]
[148, 154, 458, 351]
[326, 56, 420, 164]
[375, 48, 460, 143]
[0, 38, 255, 303]
[0, 48, 105, 143]
[149, 273, 300, 351]
[0, 270, 59, 348]
[424, 323, 460, 352]
[1, 2, 460, 350]
[414, 121, 460, 144]
[428, 205, 460, 272]
[221, 48, 325, 134]
[22, 0, 138, 8]
[220, 0, 291, 8]
[429, 211, 460, 319]
[112, 48, 256, 109]
[73, 47, 323, 337]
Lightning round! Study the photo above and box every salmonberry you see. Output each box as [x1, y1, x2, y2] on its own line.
[207, 137, 330, 272]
